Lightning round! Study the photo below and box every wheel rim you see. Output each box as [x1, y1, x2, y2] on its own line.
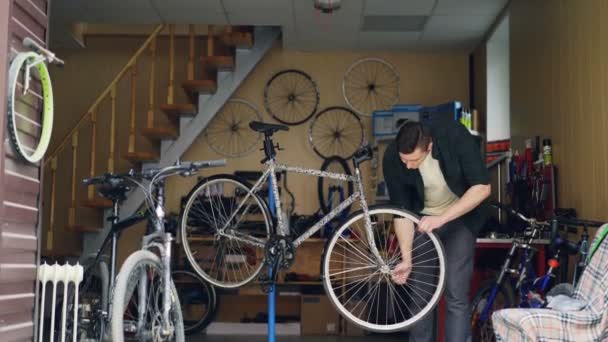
[264, 69, 319, 125]
[322, 208, 446, 332]
[205, 99, 263, 158]
[7, 52, 54, 163]
[342, 58, 399, 117]
[309, 106, 364, 160]
[181, 178, 270, 288]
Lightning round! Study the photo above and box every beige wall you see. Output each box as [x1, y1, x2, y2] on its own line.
[510, 0, 607, 221]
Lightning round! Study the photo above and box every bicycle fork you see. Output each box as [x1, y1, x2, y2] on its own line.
[137, 232, 174, 339]
[162, 234, 173, 337]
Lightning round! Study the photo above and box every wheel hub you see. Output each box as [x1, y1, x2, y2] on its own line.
[288, 94, 296, 102]
[380, 265, 391, 274]
[368, 83, 376, 91]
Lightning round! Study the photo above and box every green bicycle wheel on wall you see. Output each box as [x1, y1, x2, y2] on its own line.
[7, 51, 54, 164]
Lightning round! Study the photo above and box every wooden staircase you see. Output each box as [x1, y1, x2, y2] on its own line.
[42, 24, 257, 255]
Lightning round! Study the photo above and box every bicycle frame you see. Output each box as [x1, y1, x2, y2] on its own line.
[219, 157, 385, 265]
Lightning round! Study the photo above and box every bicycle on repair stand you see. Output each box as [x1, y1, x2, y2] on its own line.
[180, 121, 448, 333]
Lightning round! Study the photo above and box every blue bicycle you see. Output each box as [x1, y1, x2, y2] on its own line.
[470, 204, 578, 341]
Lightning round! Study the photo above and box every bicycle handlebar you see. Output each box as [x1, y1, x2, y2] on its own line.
[141, 159, 226, 179]
[490, 202, 541, 225]
[554, 217, 604, 228]
[83, 159, 226, 187]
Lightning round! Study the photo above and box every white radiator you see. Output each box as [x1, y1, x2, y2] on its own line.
[37, 262, 84, 342]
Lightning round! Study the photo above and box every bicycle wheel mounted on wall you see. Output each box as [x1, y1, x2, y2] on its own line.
[342, 57, 399, 117]
[205, 99, 263, 158]
[264, 69, 320, 125]
[309, 106, 364, 160]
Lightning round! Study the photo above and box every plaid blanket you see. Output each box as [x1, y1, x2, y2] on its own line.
[493, 224, 608, 341]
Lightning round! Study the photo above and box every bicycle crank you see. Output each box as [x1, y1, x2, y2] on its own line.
[259, 236, 296, 292]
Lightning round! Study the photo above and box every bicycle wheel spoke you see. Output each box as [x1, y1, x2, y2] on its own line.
[343, 58, 399, 117]
[411, 246, 439, 263]
[411, 257, 440, 267]
[310, 106, 363, 159]
[338, 235, 377, 265]
[407, 277, 439, 292]
[328, 265, 377, 278]
[386, 278, 413, 318]
[329, 251, 371, 267]
[265, 70, 319, 125]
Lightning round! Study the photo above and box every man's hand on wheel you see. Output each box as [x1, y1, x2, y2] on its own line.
[391, 259, 412, 285]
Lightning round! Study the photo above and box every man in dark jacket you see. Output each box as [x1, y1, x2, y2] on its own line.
[383, 119, 491, 342]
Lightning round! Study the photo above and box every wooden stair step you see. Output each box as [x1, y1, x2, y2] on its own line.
[202, 56, 235, 71]
[124, 151, 159, 164]
[182, 80, 217, 95]
[81, 198, 113, 209]
[160, 103, 197, 118]
[221, 32, 253, 49]
[142, 127, 178, 141]
[65, 225, 102, 233]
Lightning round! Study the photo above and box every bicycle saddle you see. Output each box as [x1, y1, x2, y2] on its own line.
[249, 121, 289, 135]
[353, 144, 373, 164]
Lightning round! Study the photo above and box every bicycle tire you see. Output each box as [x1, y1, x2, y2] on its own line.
[180, 174, 272, 289]
[111, 250, 184, 342]
[322, 206, 446, 333]
[470, 279, 515, 342]
[204, 98, 263, 158]
[7, 51, 54, 163]
[317, 156, 354, 215]
[309, 106, 364, 160]
[342, 57, 399, 117]
[172, 270, 218, 335]
[264, 69, 319, 125]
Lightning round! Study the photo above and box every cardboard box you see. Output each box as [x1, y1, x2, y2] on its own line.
[300, 295, 340, 335]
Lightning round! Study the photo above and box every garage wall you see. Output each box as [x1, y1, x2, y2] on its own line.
[510, 0, 608, 220]
[1, 0, 49, 340]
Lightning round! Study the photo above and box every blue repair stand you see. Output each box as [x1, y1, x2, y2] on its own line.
[267, 175, 277, 342]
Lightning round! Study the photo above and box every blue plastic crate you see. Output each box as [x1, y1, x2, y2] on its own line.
[372, 104, 421, 138]
[420, 101, 462, 123]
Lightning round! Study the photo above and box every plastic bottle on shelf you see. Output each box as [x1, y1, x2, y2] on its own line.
[524, 139, 533, 179]
[543, 139, 553, 165]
